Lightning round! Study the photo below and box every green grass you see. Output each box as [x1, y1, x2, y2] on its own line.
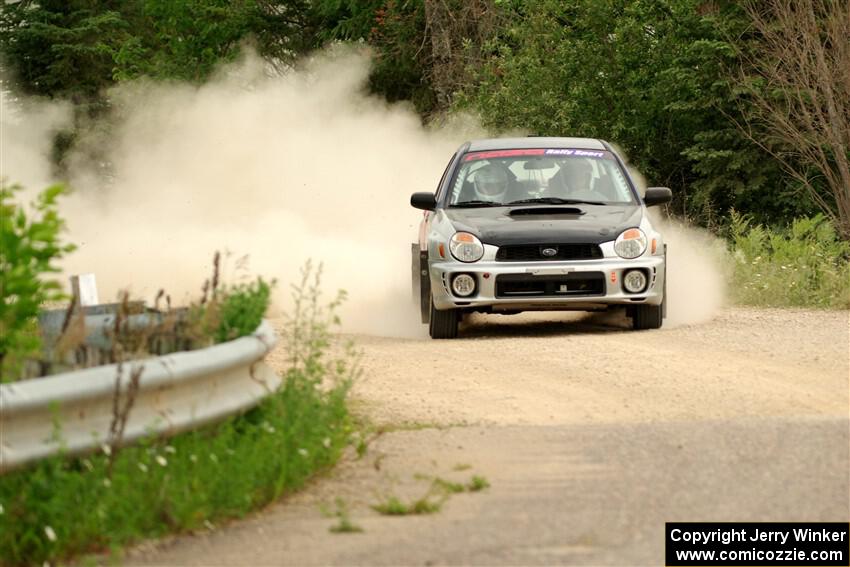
[371, 495, 443, 516]
[0, 264, 356, 566]
[728, 213, 850, 309]
[328, 499, 363, 534]
[467, 475, 490, 492]
[371, 473, 491, 517]
[431, 477, 466, 494]
[430, 474, 490, 494]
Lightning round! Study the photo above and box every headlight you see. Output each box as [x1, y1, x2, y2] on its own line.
[450, 232, 484, 262]
[614, 228, 647, 259]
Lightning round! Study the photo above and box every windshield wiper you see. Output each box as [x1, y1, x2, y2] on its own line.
[452, 200, 505, 208]
[507, 197, 607, 206]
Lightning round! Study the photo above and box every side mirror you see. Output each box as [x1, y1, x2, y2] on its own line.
[410, 192, 436, 211]
[644, 187, 672, 207]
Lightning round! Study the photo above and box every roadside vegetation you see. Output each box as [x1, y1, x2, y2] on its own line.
[371, 473, 491, 518]
[727, 213, 850, 309]
[0, 183, 76, 382]
[327, 499, 364, 534]
[0, 243, 357, 566]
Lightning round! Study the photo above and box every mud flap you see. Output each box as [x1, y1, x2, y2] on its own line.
[411, 243, 420, 303]
[419, 249, 431, 324]
[663, 243, 668, 319]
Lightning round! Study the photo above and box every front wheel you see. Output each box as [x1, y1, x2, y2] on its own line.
[429, 298, 459, 339]
[632, 303, 663, 330]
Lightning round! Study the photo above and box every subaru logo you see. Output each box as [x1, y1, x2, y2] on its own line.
[541, 247, 558, 257]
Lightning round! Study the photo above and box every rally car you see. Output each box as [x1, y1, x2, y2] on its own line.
[410, 137, 672, 339]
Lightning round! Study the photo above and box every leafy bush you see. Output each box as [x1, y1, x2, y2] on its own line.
[0, 265, 356, 566]
[0, 183, 76, 382]
[728, 212, 850, 309]
[212, 277, 273, 343]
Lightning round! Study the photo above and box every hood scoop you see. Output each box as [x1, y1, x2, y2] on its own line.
[509, 206, 585, 217]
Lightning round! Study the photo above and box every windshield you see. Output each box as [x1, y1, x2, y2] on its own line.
[448, 149, 636, 207]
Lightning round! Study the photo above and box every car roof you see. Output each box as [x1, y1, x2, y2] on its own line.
[466, 137, 606, 151]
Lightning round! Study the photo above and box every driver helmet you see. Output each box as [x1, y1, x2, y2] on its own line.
[473, 164, 509, 202]
[561, 159, 593, 192]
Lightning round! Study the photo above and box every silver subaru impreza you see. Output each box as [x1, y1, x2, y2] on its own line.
[410, 137, 672, 339]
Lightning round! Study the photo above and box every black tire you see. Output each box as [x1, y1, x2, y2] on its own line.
[633, 303, 663, 330]
[429, 298, 459, 339]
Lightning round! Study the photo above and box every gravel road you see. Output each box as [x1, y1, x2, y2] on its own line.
[130, 307, 849, 566]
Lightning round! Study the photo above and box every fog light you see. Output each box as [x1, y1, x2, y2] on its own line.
[451, 274, 476, 297]
[623, 269, 648, 293]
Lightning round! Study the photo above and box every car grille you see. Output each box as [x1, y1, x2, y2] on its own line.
[495, 243, 603, 262]
[495, 272, 606, 298]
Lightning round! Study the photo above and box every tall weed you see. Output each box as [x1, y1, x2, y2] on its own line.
[728, 212, 850, 308]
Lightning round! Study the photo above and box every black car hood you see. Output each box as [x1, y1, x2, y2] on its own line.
[444, 205, 642, 246]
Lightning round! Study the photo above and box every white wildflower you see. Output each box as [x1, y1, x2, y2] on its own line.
[101, 444, 112, 457]
[322, 437, 331, 449]
[138, 462, 149, 473]
[297, 448, 309, 458]
[44, 526, 57, 542]
[190, 454, 198, 463]
[103, 478, 112, 488]
[155, 455, 168, 467]
[82, 459, 93, 472]
[0, 503, 4, 515]
[164, 445, 176, 454]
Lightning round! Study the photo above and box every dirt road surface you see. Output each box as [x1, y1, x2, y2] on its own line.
[130, 308, 849, 566]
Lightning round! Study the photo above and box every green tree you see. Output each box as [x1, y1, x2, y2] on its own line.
[0, 1, 129, 104]
[1, 0, 317, 168]
[0, 183, 76, 382]
[731, 0, 850, 238]
[0, 0, 315, 94]
[311, 0, 437, 114]
[455, 0, 815, 227]
[113, 0, 316, 82]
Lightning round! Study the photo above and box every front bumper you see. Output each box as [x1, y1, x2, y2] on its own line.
[429, 252, 665, 312]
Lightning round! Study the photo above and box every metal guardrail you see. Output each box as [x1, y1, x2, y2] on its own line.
[0, 320, 280, 473]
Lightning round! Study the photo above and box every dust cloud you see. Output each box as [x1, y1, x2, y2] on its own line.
[653, 217, 727, 326]
[630, 164, 727, 327]
[56, 48, 479, 338]
[0, 91, 71, 195]
[3, 48, 724, 337]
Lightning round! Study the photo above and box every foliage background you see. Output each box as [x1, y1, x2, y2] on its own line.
[2, 0, 841, 231]
[1, 0, 847, 306]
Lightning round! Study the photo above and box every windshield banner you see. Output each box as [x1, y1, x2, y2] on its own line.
[463, 149, 611, 162]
